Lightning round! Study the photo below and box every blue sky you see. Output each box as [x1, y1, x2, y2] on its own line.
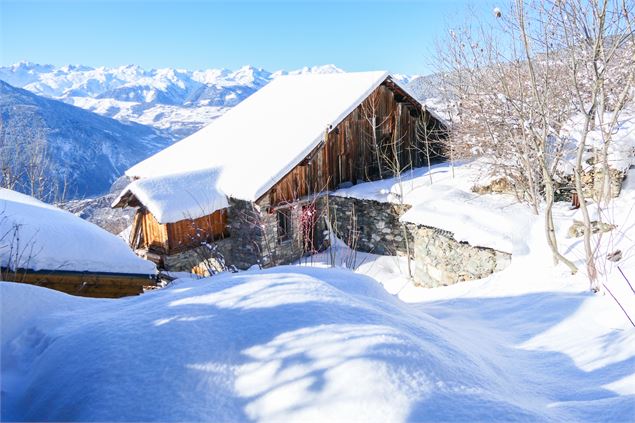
[0, 0, 496, 75]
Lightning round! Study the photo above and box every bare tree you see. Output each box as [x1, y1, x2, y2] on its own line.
[376, 113, 415, 277]
[435, 0, 634, 282]
[415, 106, 449, 184]
[436, 2, 580, 273]
[0, 131, 67, 203]
[361, 90, 391, 179]
[554, 0, 635, 290]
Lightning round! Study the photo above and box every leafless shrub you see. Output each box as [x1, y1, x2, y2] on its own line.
[434, 0, 634, 278]
[189, 242, 236, 277]
[0, 210, 43, 281]
[361, 91, 392, 179]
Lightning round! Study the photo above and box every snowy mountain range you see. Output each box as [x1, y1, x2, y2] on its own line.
[1, 62, 395, 138]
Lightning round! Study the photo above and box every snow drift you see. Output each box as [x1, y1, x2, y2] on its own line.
[3, 265, 633, 422]
[0, 189, 155, 274]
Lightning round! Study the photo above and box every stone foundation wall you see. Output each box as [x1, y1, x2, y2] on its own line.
[158, 194, 512, 287]
[162, 238, 233, 274]
[224, 199, 267, 269]
[160, 197, 323, 272]
[326, 195, 413, 256]
[556, 168, 626, 202]
[411, 226, 511, 288]
[584, 168, 626, 200]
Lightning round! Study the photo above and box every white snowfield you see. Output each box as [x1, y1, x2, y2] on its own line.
[2, 260, 634, 422]
[0, 189, 155, 274]
[126, 71, 400, 203]
[2, 163, 635, 421]
[113, 168, 229, 224]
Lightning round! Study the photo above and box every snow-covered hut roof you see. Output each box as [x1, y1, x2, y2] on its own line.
[112, 168, 229, 224]
[126, 71, 409, 200]
[0, 189, 156, 274]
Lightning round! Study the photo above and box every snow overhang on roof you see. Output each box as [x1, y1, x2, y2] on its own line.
[112, 167, 229, 224]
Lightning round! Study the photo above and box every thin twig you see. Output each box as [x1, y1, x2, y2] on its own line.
[603, 283, 635, 328]
[617, 266, 635, 295]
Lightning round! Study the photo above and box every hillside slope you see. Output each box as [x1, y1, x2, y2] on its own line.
[0, 81, 172, 198]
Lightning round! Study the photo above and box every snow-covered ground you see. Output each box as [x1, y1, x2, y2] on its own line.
[2, 159, 635, 421]
[2, 104, 634, 421]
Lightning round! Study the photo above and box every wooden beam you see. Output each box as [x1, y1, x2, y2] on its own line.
[1, 268, 157, 298]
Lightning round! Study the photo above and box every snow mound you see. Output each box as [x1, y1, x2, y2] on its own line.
[1, 267, 560, 422]
[0, 189, 155, 274]
[559, 108, 635, 175]
[400, 186, 518, 253]
[113, 167, 229, 224]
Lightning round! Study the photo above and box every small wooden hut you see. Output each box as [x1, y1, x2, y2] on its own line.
[1, 188, 157, 298]
[112, 167, 231, 261]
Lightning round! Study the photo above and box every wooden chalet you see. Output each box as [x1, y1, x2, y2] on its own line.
[113, 71, 448, 270]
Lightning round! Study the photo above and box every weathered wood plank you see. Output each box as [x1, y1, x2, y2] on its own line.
[1, 268, 155, 298]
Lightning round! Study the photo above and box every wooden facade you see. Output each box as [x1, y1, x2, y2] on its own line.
[265, 81, 445, 206]
[130, 207, 228, 255]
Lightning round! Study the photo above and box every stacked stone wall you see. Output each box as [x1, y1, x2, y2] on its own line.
[326, 195, 413, 256]
[159, 194, 512, 287]
[411, 226, 511, 287]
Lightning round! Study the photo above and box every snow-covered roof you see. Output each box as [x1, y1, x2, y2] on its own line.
[113, 168, 229, 224]
[0, 189, 156, 274]
[125, 71, 408, 203]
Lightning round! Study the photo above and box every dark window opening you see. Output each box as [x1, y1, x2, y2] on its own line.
[277, 209, 292, 244]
